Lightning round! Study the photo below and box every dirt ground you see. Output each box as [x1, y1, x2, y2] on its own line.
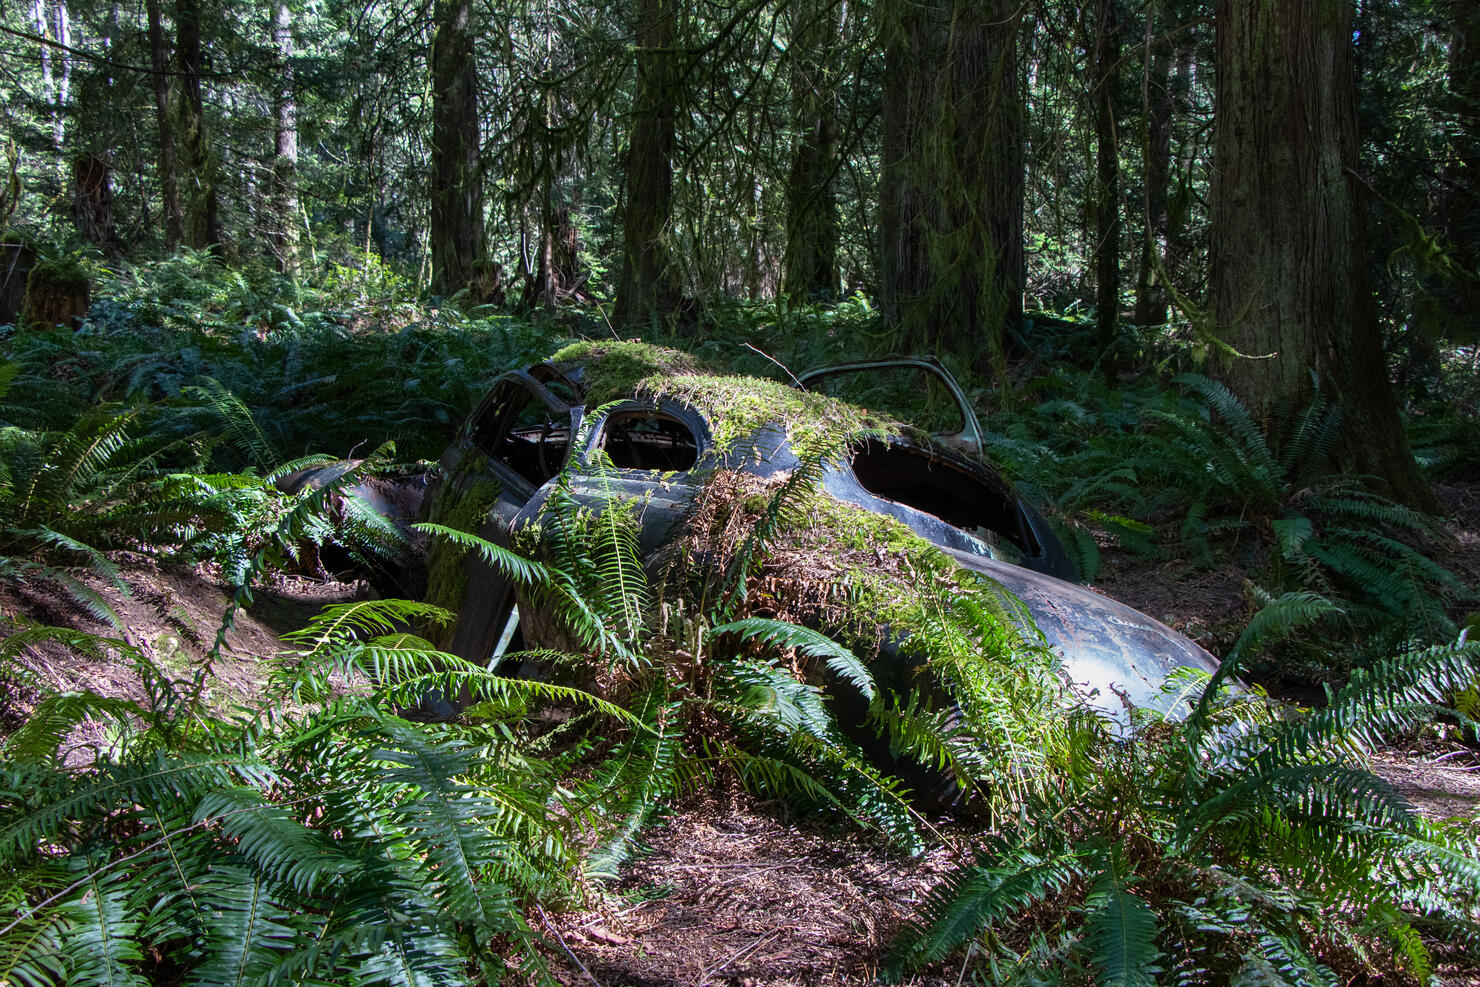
[1, 483, 1478, 986]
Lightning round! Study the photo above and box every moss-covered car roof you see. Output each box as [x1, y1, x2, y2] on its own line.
[548, 340, 901, 461]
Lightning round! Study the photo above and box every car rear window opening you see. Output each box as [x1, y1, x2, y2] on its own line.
[849, 439, 1039, 557]
[598, 412, 699, 471]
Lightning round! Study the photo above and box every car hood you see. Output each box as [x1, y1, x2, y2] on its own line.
[944, 548, 1221, 724]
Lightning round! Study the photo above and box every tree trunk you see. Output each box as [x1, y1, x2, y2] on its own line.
[613, 0, 681, 330]
[1164, 43, 1195, 295]
[71, 153, 116, 251]
[270, 2, 299, 275]
[878, 0, 1024, 375]
[145, 0, 183, 248]
[1210, 0, 1435, 510]
[1090, 0, 1122, 370]
[175, 0, 218, 250]
[430, 0, 485, 298]
[781, 0, 841, 302]
[1439, 0, 1480, 331]
[1133, 9, 1173, 327]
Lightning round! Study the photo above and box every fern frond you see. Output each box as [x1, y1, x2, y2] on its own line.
[1082, 848, 1160, 987]
[709, 618, 875, 701]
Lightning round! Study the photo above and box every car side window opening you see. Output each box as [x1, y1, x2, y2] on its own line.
[849, 439, 1041, 558]
[597, 411, 699, 471]
[469, 381, 571, 486]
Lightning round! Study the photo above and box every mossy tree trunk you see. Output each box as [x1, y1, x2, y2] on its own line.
[878, 0, 1024, 376]
[270, 1, 299, 276]
[781, 0, 841, 302]
[1210, 0, 1436, 511]
[1089, 0, 1123, 373]
[613, 0, 681, 330]
[430, 0, 487, 298]
[174, 0, 218, 250]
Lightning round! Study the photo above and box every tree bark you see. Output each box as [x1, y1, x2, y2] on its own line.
[1090, 0, 1122, 370]
[612, 0, 681, 329]
[174, 0, 219, 250]
[430, 0, 486, 298]
[781, 0, 841, 302]
[145, 0, 183, 248]
[878, 0, 1025, 375]
[1210, 0, 1435, 510]
[71, 153, 116, 251]
[271, 2, 300, 275]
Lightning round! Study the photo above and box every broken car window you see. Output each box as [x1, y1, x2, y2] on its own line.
[470, 380, 571, 486]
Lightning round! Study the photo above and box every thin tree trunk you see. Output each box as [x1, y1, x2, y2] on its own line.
[613, 0, 680, 329]
[1210, 0, 1434, 510]
[1090, 0, 1122, 371]
[145, 0, 182, 247]
[271, 2, 299, 275]
[1133, 9, 1172, 327]
[781, 0, 840, 302]
[1164, 43, 1194, 292]
[429, 0, 485, 298]
[878, 0, 1024, 375]
[175, 0, 219, 249]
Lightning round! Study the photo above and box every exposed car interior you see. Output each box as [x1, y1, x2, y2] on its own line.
[848, 439, 1041, 558]
[468, 381, 572, 487]
[597, 411, 700, 471]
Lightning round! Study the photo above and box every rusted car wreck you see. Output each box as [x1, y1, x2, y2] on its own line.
[412, 341, 1220, 721]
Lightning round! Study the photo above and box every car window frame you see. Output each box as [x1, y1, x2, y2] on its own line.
[462, 370, 579, 498]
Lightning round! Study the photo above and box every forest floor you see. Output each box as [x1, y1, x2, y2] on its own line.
[2, 483, 1478, 985]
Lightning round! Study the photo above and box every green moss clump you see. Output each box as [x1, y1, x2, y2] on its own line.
[548, 340, 707, 405]
[27, 255, 90, 289]
[547, 341, 898, 464]
[646, 374, 897, 463]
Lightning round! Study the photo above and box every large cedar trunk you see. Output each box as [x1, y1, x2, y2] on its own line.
[175, 0, 219, 250]
[1210, 0, 1435, 510]
[612, 0, 681, 329]
[430, 0, 486, 298]
[878, 0, 1024, 375]
[781, 0, 841, 302]
[146, 0, 182, 247]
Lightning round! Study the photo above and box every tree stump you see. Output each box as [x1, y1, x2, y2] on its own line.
[22, 258, 90, 330]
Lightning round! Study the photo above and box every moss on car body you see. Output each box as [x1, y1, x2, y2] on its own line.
[550, 339, 898, 463]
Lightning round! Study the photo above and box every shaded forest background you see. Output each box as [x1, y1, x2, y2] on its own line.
[2, 0, 1476, 439]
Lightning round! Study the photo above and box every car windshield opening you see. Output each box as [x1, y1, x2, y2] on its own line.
[849, 439, 1039, 557]
[598, 412, 699, 471]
